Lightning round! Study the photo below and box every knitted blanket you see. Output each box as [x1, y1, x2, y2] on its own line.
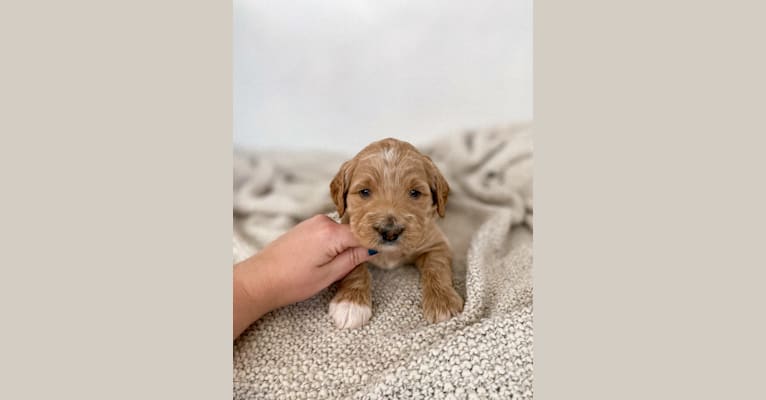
[233, 124, 533, 399]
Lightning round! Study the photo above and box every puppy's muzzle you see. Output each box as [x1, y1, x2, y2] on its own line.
[375, 218, 405, 244]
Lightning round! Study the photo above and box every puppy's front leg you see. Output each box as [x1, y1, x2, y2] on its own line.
[328, 263, 372, 329]
[417, 248, 463, 323]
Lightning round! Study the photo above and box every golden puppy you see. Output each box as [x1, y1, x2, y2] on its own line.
[328, 138, 463, 329]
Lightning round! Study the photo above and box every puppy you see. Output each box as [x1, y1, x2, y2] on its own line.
[328, 138, 463, 329]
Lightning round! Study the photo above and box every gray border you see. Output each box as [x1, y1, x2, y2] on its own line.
[535, 0, 766, 398]
[1, 1, 232, 398]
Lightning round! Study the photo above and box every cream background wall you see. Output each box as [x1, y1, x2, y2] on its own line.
[234, 0, 532, 155]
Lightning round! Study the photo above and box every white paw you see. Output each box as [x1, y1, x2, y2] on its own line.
[328, 300, 372, 329]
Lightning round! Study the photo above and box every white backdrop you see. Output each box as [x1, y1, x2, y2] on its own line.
[234, 0, 532, 155]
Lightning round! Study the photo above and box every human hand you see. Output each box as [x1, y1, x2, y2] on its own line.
[233, 215, 377, 338]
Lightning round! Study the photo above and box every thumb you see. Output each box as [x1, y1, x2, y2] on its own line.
[323, 247, 378, 280]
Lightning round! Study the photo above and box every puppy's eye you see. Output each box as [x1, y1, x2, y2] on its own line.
[409, 189, 421, 199]
[359, 189, 371, 198]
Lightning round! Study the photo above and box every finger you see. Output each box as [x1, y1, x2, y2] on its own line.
[327, 223, 364, 255]
[322, 246, 378, 281]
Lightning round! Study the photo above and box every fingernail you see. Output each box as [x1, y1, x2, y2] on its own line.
[368, 249, 378, 256]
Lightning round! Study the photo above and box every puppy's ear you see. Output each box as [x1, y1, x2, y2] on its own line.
[423, 156, 450, 218]
[330, 159, 355, 217]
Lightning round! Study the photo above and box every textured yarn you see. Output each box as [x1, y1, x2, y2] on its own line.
[233, 124, 533, 399]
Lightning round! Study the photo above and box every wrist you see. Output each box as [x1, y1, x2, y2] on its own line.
[233, 257, 275, 338]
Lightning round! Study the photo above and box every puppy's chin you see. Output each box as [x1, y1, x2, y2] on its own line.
[371, 235, 418, 255]
[376, 240, 403, 252]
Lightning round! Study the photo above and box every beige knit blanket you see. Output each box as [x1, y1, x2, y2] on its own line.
[233, 124, 533, 399]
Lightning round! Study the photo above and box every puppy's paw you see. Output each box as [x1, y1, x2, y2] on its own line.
[422, 286, 464, 324]
[328, 300, 372, 329]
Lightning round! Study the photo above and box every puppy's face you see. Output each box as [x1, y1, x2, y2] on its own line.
[330, 138, 449, 253]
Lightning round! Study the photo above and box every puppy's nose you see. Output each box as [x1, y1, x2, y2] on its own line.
[377, 224, 404, 243]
